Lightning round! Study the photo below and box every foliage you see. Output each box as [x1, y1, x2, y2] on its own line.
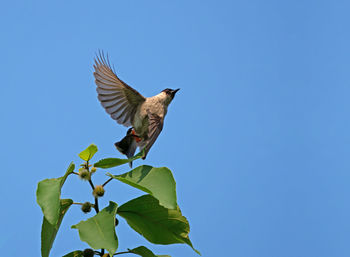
[72, 201, 119, 256]
[36, 144, 199, 257]
[107, 165, 177, 209]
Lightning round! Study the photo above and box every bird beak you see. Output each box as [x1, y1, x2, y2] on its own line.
[171, 88, 180, 97]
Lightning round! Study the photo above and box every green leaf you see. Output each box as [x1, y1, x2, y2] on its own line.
[72, 201, 118, 256]
[78, 144, 98, 161]
[41, 199, 73, 257]
[108, 165, 177, 209]
[118, 195, 200, 255]
[129, 246, 170, 257]
[62, 251, 83, 257]
[129, 246, 171, 257]
[94, 151, 143, 169]
[129, 246, 156, 257]
[36, 162, 75, 225]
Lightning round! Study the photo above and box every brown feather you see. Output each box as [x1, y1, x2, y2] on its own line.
[93, 52, 146, 127]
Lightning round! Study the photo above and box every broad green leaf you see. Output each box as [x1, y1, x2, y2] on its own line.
[118, 195, 200, 255]
[130, 246, 157, 257]
[36, 162, 75, 225]
[108, 165, 177, 209]
[129, 246, 171, 257]
[62, 251, 83, 257]
[78, 144, 98, 161]
[94, 151, 143, 169]
[72, 201, 118, 256]
[41, 199, 73, 257]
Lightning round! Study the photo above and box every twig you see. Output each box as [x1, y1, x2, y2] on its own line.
[103, 177, 113, 187]
[86, 160, 102, 254]
[72, 202, 83, 206]
[88, 179, 95, 190]
[94, 197, 100, 213]
[114, 251, 132, 255]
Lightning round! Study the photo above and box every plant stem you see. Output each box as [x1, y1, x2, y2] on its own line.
[72, 202, 84, 206]
[94, 250, 102, 256]
[87, 178, 99, 213]
[88, 179, 95, 190]
[94, 197, 99, 213]
[87, 160, 103, 254]
[103, 177, 113, 187]
[114, 251, 132, 255]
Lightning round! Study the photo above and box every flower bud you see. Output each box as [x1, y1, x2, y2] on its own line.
[78, 168, 90, 181]
[91, 167, 97, 173]
[83, 248, 95, 257]
[93, 185, 105, 198]
[81, 202, 92, 213]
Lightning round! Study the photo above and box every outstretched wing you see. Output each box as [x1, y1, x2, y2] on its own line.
[93, 52, 146, 127]
[140, 112, 164, 159]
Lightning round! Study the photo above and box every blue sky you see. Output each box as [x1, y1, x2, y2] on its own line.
[1, 0, 350, 256]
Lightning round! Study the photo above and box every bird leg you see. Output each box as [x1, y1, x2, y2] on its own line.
[131, 129, 142, 143]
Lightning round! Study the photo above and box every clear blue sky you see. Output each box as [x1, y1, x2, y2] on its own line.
[1, 0, 350, 256]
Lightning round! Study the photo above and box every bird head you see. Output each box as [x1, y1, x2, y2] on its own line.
[162, 88, 180, 100]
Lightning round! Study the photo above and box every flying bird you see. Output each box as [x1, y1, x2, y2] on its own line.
[93, 52, 179, 165]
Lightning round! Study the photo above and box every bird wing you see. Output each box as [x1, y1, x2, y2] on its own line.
[93, 52, 146, 127]
[141, 111, 164, 159]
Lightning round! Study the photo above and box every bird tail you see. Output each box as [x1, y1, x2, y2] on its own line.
[114, 135, 137, 168]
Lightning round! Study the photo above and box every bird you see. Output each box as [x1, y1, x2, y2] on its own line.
[93, 52, 180, 166]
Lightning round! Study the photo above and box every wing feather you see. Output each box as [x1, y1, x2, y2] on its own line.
[99, 96, 124, 105]
[105, 101, 128, 113]
[98, 92, 124, 98]
[141, 111, 164, 159]
[93, 51, 146, 127]
[117, 105, 132, 122]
